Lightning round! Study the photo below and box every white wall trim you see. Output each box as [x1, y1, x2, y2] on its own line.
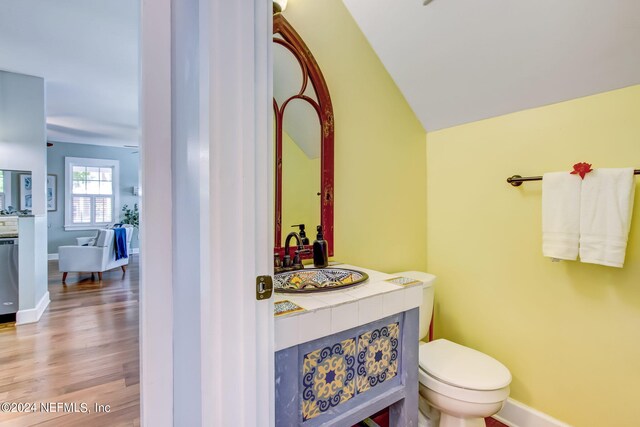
[495, 398, 573, 427]
[16, 291, 50, 325]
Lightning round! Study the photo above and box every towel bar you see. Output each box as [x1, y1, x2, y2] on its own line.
[507, 170, 640, 187]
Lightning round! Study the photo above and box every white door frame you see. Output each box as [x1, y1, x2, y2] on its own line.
[139, 0, 274, 425]
[139, 0, 173, 425]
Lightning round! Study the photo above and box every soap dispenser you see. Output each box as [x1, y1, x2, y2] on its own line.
[292, 224, 310, 245]
[313, 225, 328, 268]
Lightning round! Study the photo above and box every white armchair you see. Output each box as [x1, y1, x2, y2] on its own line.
[58, 225, 134, 283]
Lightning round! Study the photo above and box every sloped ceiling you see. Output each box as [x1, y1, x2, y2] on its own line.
[342, 0, 640, 131]
[0, 0, 139, 147]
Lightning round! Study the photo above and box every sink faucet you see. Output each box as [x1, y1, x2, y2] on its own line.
[278, 232, 310, 272]
[283, 232, 301, 269]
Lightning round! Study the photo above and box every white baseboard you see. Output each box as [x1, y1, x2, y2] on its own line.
[49, 248, 138, 260]
[495, 398, 573, 427]
[16, 291, 50, 325]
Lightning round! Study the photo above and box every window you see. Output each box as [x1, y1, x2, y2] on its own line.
[65, 157, 119, 230]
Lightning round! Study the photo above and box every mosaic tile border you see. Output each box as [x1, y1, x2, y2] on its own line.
[385, 276, 421, 287]
[274, 300, 306, 317]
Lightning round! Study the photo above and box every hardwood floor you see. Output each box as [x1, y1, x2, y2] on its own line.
[0, 258, 140, 426]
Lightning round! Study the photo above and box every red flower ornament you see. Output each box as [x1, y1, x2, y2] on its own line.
[570, 162, 593, 179]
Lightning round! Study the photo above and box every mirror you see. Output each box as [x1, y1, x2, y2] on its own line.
[273, 13, 334, 259]
[0, 169, 31, 214]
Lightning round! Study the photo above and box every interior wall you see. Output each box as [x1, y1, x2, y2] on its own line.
[282, 0, 427, 273]
[426, 85, 640, 426]
[0, 70, 48, 315]
[46, 141, 140, 253]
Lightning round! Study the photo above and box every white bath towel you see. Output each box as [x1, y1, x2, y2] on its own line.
[579, 168, 635, 268]
[542, 172, 582, 260]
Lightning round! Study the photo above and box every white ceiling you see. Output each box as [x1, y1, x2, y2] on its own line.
[342, 0, 640, 131]
[0, 0, 139, 147]
[1, 1, 637, 143]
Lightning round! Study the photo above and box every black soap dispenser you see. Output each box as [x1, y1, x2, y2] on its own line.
[313, 225, 328, 268]
[292, 224, 310, 245]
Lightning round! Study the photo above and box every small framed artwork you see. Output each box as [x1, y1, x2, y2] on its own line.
[19, 174, 58, 211]
[47, 174, 57, 211]
[19, 174, 32, 211]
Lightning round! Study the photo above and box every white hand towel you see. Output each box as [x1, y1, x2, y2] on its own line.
[542, 172, 582, 260]
[579, 168, 635, 268]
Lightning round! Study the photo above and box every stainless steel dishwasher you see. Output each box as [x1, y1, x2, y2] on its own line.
[0, 237, 19, 315]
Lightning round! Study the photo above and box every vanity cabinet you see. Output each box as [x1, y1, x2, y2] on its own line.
[274, 265, 423, 427]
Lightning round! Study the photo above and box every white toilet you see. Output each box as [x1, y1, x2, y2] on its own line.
[394, 272, 512, 427]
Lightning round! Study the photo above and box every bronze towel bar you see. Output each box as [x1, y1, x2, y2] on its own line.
[507, 170, 640, 187]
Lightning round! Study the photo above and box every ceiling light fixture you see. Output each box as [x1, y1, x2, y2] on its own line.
[423, 0, 434, 5]
[273, 0, 287, 13]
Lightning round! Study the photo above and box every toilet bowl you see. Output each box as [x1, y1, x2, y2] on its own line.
[392, 272, 512, 427]
[418, 339, 511, 427]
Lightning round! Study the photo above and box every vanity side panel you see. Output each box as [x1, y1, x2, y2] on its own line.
[275, 345, 300, 427]
[389, 307, 419, 427]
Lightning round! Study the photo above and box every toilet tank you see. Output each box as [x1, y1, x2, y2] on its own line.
[392, 271, 436, 341]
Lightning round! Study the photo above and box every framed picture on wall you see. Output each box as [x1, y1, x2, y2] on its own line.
[19, 174, 58, 211]
[47, 174, 57, 211]
[19, 174, 32, 211]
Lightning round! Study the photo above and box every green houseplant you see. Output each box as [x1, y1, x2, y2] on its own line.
[121, 204, 139, 228]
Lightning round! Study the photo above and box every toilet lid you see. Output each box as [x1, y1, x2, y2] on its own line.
[419, 339, 511, 391]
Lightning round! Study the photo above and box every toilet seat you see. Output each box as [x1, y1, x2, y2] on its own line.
[419, 368, 510, 404]
[418, 340, 511, 404]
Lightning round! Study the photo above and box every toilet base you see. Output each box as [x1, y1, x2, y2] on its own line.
[419, 385, 505, 427]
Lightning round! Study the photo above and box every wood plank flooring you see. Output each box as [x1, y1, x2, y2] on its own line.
[0, 258, 140, 426]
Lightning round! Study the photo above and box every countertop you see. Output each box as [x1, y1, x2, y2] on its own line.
[274, 263, 424, 351]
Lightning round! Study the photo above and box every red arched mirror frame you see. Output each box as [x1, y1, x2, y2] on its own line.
[273, 14, 334, 259]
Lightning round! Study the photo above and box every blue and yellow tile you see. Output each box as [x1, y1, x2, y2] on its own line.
[301, 338, 356, 421]
[356, 322, 399, 393]
[274, 300, 305, 316]
[385, 276, 420, 287]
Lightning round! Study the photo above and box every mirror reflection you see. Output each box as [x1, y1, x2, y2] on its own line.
[0, 169, 31, 213]
[274, 36, 322, 244]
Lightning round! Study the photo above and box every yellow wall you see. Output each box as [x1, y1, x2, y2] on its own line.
[281, 131, 320, 243]
[426, 85, 640, 426]
[283, 1, 427, 272]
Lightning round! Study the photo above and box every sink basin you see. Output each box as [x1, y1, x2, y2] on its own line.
[274, 267, 369, 294]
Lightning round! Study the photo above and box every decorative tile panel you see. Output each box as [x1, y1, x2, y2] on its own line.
[274, 300, 306, 316]
[356, 323, 399, 393]
[385, 276, 420, 287]
[301, 338, 356, 421]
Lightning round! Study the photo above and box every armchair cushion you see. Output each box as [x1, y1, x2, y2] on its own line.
[76, 230, 100, 246]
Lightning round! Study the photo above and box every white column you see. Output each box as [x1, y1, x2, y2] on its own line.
[201, 0, 274, 426]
